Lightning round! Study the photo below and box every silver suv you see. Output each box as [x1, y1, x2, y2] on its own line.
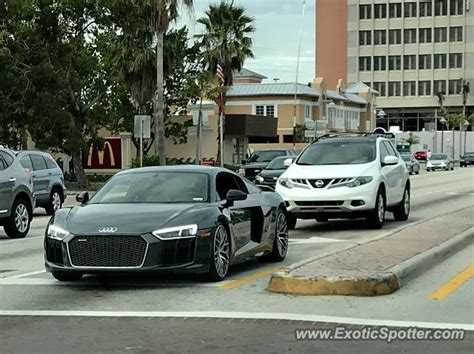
[0, 147, 35, 238]
[15, 151, 66, 215]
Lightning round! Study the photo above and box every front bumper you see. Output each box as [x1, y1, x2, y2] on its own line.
[44, 232, 212, 274]
[276, 182, 378, 215]
[427, 164, 448, 170]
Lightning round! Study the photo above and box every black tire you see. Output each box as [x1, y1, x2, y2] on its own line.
[265, 209, 289, 262]
[287, 213, 297, 230]
[45, 188, 63, 215]
[393, 186, 410, 221]
[3, 198, 32, 239]
[315, 215, 328, 222]
[415, 168, 420, 175]
[52, 271, 83, 281]
[366, 188, 385, 229]
[203, 222, 231, 282]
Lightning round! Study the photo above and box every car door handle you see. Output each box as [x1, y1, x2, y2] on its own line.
[9, 178, 16, 182]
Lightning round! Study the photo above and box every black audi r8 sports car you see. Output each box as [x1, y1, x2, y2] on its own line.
[44, 166, 289, 282]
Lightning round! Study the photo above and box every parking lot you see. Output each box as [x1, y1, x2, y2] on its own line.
[1, 167, 473, 352]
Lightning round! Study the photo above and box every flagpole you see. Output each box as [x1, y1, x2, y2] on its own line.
[220, 111, 224, 167]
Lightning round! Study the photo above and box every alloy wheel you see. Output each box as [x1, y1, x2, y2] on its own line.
[276, 212, 289, 258]
[404, 190, 410, 216]
[15, 204, 29, 233]
[377, 194, 385, 223]
[52, 192, 62, 212]
[213, 225, 230, 278]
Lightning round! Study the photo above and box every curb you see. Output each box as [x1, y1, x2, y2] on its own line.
[267, 227, 473, 296]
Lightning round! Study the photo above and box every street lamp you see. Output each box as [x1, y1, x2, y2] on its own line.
[377, 109, 388, 130]
[463, 120, 471, 155]
[440, 117, 447, 153]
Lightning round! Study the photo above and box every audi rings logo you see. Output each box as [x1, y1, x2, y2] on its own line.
[98, 227, 118, 233]
[315, 180, 325, 188]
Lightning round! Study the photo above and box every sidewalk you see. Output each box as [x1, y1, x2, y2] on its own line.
[267, 207, 474, 296]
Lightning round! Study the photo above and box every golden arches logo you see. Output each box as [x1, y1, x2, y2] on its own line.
[87, 141, 116, 167]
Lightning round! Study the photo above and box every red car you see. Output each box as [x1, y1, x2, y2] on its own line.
[412, 151, 428, 161]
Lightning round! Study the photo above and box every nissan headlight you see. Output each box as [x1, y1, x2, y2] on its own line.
[152, 224, 198, 240]
[255, 175, 264, 183]
[47, 225, 70, 240]
[278, 178, 310, 189]
[346, 177, 373, 188]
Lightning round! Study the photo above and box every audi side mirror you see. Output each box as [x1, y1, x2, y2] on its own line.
[225, 189, 247, 207]
[76, 191, 89, 205]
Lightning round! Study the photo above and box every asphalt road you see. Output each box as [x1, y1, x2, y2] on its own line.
[0, 167, 473, 353]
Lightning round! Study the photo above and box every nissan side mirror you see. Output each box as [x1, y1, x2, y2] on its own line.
[283, 158, 293, 167]
[76, 191, 89, 205]
[383, 156, 398, 166]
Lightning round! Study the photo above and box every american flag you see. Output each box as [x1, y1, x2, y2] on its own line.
[216, 58, 225, 114]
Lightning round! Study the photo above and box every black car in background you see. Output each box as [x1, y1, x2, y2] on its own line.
[44, 166, 289, 282]
[238, 149, 297, 181]
[255, 156, 296, 189]
[460, 152, 474, 167]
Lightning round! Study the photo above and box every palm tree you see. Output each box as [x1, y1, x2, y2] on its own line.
[141, 0, 193, 166]
[195, 1, 255, 164]
[405, 132, 420, 146]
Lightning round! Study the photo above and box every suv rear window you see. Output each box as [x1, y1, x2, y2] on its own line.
[45, 156, 57, 169]
[297, 140, 376, 165]
[0, 151, 14, 167]
[30, 154, 47, 171]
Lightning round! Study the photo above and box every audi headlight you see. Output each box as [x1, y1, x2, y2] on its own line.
[152, 224, 198, 240]
[255, 175, 264, 183]
[47, 225, 70, 240]
[346, 177, 373, 188]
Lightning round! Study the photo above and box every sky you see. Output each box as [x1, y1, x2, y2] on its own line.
[175, 0, 316, 84]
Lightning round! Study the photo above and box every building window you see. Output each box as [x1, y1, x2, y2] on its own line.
[434, 27, 447, 42]
[374, 4, 387, 18]
[359, 30, 372, 45]
[404, 29, 417, 44]
[404, 2, 417, 17]
[450, 0, 463, 15]
[249, 136, 279, 144]
[359, 4, 372, 19]
[419, 28, 432, 43]
[404, 55, 417, 70]
[305, 105, 311, 119]
[403, 81, 417, 96]
[434, 80, 447, 94]
[419, 1, 433, 16]
[359, 57, 372, 71]
[388, 55, 401, 70]
[449, 53, 462, 68]
[450, 26, 463, 42]
[373, 82, 386, 97]
[374, 30, 387, 45]
[435, 0, 447, 16]
[389, 3, 402, 18]
[389, 29, 402, 44]
[255, 105, 265, 116]
[434, 54, 447, 69]
[374, 56, 386, 71]
[419, 54, 432, 69]
[449, 79, 461, 94]
[388, 82, 401, 97]
[419, 81, 432, 96]
[265, 105, 275, 117]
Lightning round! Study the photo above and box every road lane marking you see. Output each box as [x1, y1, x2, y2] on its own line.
[219, 267, 281, 290]
[0, 310, 472, 330]
[289, 237, 344, 244]
[4, 270, 46, 279]
[429, 264, 474, 300]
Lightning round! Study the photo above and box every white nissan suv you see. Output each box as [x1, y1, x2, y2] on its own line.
[276, 134, 410, 230]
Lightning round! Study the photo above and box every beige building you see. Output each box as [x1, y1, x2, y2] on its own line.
[316, 0, 474, 131]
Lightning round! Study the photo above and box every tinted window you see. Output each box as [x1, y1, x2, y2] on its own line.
[431, 154, 448, 160]
[30, 154, 47, 171]
[266, 157, 293, 170]
[216, 172, 245, 200]
[248, 150, 286, 163]
[0, 151, 14, 167]
[44, 156, 57, 169]
[383, 141, 398, 156]
[90, 172, 210, 204]
[379, 142, 390, 162]
[297, 141, 376, 166]
[0, 155, 7, 171]
[20, 155, 34, 171]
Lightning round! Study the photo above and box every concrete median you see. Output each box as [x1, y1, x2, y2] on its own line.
[267, 207, 474, 296]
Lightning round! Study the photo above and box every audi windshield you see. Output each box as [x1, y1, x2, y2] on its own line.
[297, 141, 376, 165]
[90, 172, 210, 203]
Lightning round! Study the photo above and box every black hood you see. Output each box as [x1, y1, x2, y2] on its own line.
[57, 203, 208, 235]
[243, 162, 269, 170]
[260, 169, 286, 178]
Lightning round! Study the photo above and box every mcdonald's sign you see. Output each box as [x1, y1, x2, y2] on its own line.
[82, 138, 122, 169]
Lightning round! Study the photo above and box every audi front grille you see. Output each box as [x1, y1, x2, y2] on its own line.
[68, 235, 147, 268]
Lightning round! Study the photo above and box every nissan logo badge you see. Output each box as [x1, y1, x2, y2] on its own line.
[98, 227, 118, 233]
[315, 180, 325, 188]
